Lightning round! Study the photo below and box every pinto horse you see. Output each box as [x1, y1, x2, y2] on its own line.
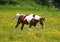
[14, 14, 45, 31]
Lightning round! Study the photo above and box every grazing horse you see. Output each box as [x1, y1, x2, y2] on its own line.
[14, 14, 45, 31]
[24, 14, 45, 30]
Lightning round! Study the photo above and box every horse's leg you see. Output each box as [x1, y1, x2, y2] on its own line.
[21, 23, 24, 30]
[28, 24, 32, 31]
[15, 20, 20, 28]
[34, 25, 38, 36]
[35, 26, 38, 31]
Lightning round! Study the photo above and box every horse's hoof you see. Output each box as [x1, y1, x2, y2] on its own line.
[21, 28, 23, 30]
[36, 32, 38, 36]
[28, 28, 31, 31]
[15, 27, 17, 29]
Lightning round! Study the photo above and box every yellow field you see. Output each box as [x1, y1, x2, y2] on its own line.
[0, 6, 60, 42]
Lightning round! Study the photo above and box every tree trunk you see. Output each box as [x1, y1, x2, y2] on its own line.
[7, 0, 11, 5]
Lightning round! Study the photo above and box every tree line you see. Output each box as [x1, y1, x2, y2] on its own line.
[0, 0, 52, 6]
[0, 0, 60, 8]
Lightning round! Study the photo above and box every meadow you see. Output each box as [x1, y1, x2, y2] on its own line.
[0, 5, 60, 42]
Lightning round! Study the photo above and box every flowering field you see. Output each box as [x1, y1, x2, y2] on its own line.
[0, 6, 60, 42]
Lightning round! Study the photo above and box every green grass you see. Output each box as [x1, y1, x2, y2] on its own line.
[0, 5, 60, 42]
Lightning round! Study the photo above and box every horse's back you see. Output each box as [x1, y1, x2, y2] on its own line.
[18, 15, 27, 22]
[34, 15, 41, 20]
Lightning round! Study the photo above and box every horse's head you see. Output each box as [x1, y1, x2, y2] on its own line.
[39, 18, 45, 29]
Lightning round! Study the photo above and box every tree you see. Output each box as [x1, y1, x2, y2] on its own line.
[7, 0, 11, 5]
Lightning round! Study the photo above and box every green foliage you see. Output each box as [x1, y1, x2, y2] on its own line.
[0, 0, 52, 6]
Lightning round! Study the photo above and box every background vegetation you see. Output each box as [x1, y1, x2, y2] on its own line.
[0, 0, 51, 6]
[0, 0, 60, 42]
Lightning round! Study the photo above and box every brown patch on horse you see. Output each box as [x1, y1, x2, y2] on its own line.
[18, 15, 27, 22]
[39, 18, 45, 28]
[30, 18, 35, 25]
[30, 18, 39, 26]
[15, 15, 27, 28]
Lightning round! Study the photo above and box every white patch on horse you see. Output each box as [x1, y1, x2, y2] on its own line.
[24, 14, 33, 23]
[34, 15, 41, 20]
